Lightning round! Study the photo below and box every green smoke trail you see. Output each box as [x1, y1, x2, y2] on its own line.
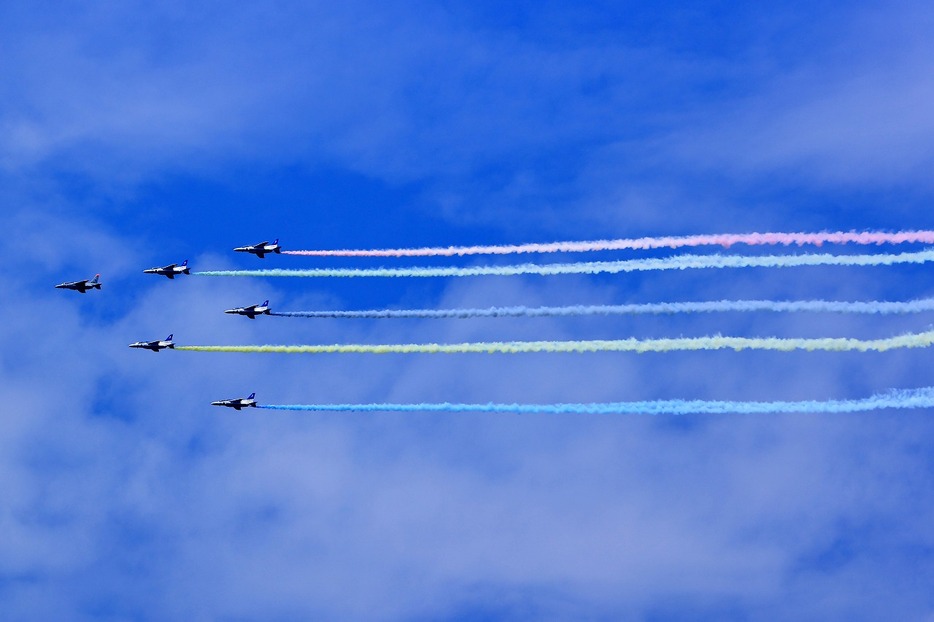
[177, 329, 934, 354]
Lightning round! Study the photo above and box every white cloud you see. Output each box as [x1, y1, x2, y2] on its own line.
[3, 2, 934, 618]
[3, 210, 934, 618]
[657, 3, 934, 189]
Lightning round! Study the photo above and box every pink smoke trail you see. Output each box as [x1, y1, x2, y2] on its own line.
[281, 230, 934, 258]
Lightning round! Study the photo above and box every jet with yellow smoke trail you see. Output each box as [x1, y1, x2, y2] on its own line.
[129, 334, 175, 352]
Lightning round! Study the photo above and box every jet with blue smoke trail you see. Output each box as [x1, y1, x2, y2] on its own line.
[144, 260, 190, 279]
[212, 392, 257, 410]
[225, 300, 271, 319]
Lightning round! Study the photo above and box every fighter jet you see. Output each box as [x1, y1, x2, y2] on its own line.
[234, 239, 281, 258]
[225, 300, 271, 319]
[143, 260, 190, 279]
[55, 274, 101, 293]
[129, 334, 175, 352]
[212, 392, 257, 410]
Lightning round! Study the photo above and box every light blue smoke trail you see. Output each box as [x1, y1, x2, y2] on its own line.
[255, 388, 934, 415]
[270, 298, 934, 319]
[194, 248, 934, 279]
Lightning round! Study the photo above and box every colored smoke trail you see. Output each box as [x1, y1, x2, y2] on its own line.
[255, 388, 934, 414]
[271, 298, 934, 319]
[176, 329, 934, 355]
[281, 230, 934, 257]
[194, 248, 934, 279]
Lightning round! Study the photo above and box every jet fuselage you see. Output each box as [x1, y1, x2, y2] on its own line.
[224, 301, 271, 319]
[55, 274, 101, 293]
[143, 260, 190, 279]
[234, 240, 280, 258]
[212, 393, 257, 410]
[129, 335, 175, 352]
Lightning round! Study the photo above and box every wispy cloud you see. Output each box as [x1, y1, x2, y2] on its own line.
[3, 2, 934, 619]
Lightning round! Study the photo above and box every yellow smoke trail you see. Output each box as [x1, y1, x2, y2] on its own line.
[177, 330, 934, 354]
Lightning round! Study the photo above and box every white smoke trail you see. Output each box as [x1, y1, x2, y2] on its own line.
[270, 298, 934, 319]
[194, 248, 934, 279]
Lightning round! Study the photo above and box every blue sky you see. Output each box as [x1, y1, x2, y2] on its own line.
[2, 1, 934, 619]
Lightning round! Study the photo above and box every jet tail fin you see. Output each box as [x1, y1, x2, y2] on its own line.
[248, 392, 255, 400]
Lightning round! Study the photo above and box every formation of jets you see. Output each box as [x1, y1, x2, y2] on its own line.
[143, 259, 190, 279]
[234, 239, 280, 258]
[55, 274, 102, 293]
[57, 239, 284, 409]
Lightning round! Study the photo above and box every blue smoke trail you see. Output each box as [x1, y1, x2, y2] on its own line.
[270, 298, 934, 319]
[256, 388, 934, 414]
[194, 248, 934, 279]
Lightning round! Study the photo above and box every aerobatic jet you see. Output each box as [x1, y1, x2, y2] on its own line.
[129, 334, 175, 352]
[234, 239, 281, 258]
[55, 274, 101, 293]
[212, 392, 257, 410]
[143, 260, 190, 279]
[225, 300, 271, 319]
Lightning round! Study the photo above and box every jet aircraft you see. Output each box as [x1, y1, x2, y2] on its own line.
[212, 393, 257, 410]
[234, 239, 281, 258]
[225, 300, 271, 319]
[143, 260, 190, 279]
[55, 274, 101, 293]
[129, 334, 175, 352]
